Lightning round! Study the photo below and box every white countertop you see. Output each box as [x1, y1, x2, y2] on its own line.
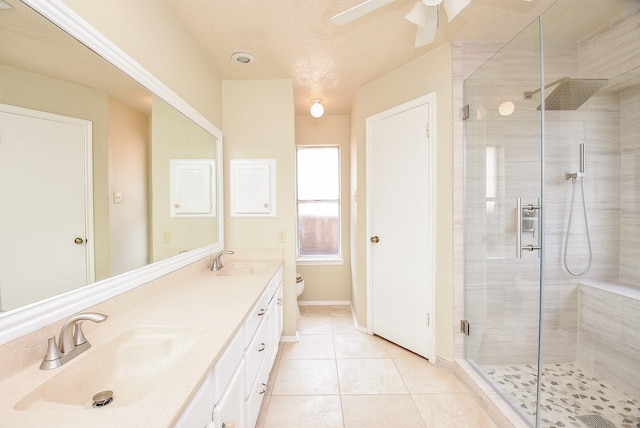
[0, 253, 283, 427]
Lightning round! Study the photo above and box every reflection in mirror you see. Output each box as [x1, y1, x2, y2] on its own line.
[0, 0, 220, 316]
[151, 96, 218, 261]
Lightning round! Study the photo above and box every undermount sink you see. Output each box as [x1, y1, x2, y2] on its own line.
[213, 261, 269, 276]
[14, 325, 202, 411]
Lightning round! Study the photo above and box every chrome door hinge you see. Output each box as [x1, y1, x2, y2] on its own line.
[460, 320, 470, 335]
[425, 124, 430, 139]
[426, 313, 430, 327]
[461, 105, 470, 121]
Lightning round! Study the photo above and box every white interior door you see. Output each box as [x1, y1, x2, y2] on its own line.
[0, 105, 93, 311]
[368, 95, 435, 360]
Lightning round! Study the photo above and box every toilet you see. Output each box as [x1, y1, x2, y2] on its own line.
[296, 273, 305, 320]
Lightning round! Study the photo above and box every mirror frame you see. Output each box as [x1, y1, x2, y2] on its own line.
[0, 0, 224, 346]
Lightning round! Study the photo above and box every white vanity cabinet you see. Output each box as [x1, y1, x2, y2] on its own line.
[177, 265, 283, 428]
[243, 266, 283, 428]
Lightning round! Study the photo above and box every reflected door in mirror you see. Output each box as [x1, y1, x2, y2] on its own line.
[0, 105, 93, 311]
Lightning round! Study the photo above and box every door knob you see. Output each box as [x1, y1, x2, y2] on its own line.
[74, 237, 84, 245]
[370, 236, 380, 243]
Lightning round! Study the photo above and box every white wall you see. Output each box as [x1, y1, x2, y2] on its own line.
[222, 79, 298, 337]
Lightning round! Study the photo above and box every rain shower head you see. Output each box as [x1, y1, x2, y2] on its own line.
[523, 77, 609, 110]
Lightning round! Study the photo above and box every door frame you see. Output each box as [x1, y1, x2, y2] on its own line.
[365, 93, 437, 363]
[0, 103, 95, 284]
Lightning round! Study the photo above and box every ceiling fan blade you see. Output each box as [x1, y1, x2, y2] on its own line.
[414, 6, 438, 47]
[331, 0, 396, 26]
[442, 0, 470, 21]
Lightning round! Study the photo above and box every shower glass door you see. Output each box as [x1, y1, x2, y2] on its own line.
[463, 17, 544, 426]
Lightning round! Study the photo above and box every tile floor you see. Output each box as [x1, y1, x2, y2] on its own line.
[256, 305, 498, 428]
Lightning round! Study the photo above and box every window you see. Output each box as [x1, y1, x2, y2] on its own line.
[296, 146, 341, 260]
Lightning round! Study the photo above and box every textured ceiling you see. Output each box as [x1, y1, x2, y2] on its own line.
[165, 0, 556, 115]
[3, 0, 630, 118]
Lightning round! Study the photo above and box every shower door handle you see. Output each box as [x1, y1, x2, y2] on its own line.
[516, 197, 541, 258]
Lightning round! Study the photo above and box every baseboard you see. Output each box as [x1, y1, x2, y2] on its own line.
[434, 355, 455, 371]
[280, 333, 299, 343]
[298, 300, 351, 306]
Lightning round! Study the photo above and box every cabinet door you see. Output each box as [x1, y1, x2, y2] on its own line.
[212, 361, 245, 428]
[170, 159, 216, 217]
[230, 159, 277, 217]
[268, 284, 283, 367]
[174, 377, 214, 428]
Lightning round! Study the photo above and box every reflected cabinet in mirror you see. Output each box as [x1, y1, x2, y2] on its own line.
[0, 0, 222, 316]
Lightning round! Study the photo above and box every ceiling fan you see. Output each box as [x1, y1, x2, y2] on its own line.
[331, 0, 470, 47]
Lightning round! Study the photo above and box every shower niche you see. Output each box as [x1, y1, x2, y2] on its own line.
[461, 0, 640, 426]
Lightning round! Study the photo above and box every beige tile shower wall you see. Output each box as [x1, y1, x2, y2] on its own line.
[541, 41, 621, 365]
[578, 10, 640, 81]
[577, 284, 640, 398]
[620, 87, 640, 283]
[579, 8, 640, 284]
[542, 89, 621, 363]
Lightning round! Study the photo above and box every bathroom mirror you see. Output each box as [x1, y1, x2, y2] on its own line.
[0, 0, 222, 321]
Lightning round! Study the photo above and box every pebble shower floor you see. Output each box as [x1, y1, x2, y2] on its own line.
[484, 363, 640, 428]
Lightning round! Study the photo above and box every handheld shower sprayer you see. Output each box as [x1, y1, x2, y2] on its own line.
[563, 143, 592, 276]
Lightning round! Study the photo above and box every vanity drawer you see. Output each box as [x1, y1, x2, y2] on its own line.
[212, 361, 245, 428]
[211, 326, 245, 402]
[244, 290, 268, 346]
[267, 266, 284, 302]
[244, 315, 270, 396]
[245, 354, 271, 428]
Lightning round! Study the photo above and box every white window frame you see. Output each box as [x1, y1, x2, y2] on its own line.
[295, 145, 343, 264]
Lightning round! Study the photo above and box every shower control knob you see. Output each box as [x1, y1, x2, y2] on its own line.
[370, 236, 380, 243]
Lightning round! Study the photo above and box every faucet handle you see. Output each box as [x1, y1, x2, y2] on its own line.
[73, 321, 89, 346]
[43, 336, 61, 362]
[33, 336, 62, 370]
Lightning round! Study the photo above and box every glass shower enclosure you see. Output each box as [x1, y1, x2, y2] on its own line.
[463, 0, 640, 426]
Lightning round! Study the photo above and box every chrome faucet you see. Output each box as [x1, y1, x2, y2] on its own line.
[39, 312, 108, 370]
[211, 250, 235, 271]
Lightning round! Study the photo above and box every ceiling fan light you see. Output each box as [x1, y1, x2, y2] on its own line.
[421, 0, 444, 6]
[405, 1, 430, 27]
[442, 0, 470, 22]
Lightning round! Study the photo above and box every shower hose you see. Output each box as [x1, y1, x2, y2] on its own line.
[563, 176, 592, 276]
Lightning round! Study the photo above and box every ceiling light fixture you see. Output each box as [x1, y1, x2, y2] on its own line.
[231, 52, 255, 64]
[310, 99, 324, 118]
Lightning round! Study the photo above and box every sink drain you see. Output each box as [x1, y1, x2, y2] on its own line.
[92, 390, 114, 408]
